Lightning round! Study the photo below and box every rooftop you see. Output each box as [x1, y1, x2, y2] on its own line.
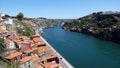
[20, 56, 32, 64]
[9, 30, 16, 34]
[5, 39, 12, 44]
[33, 38, 42, 43]
[43, 62, 63, 68]
[35, 65, 43, 68]
[37, 46, 52, 53]
[30, 54, 40, 62]
[24, 47, 37, 54]
[5, 52, 22, 59]
[0, 29, 8, 33]
[41, 54, 58, 61]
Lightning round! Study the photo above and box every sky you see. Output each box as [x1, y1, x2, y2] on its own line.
[0, 0, 120, 19]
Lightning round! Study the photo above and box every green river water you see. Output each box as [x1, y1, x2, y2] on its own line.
[42, 26, 120, 68]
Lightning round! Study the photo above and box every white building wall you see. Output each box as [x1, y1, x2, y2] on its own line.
[0, 13, 5, 17]
[19, 61, 33, 68]
[32, 60, 40, 67]
[9, 42, 15, 49]
[6, 42, 16, 49]
[19, 64, 24, 68]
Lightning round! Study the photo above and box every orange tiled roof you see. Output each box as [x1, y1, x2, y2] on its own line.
[5, 52, 22, 59]
[22, 36, 30, 40]
[33, 38, 42, 43]
[37, 46, 52, 53]
[14, 35, 30, 40]
[7, 50, 16, 54]
[24, 48, 37, 54]
[10, 30, 16, 33]
[13, 39, 21, 43]
[5, 39, 12, 44]
[15, 35, 22, 40]
[0, 29, 7, 33]
[4, 50, 17, 56]
[30, 54, 40, 62]
[36, 41, 45, 46]
[14, 40, 29, 45]
[30, 43, 36, 47]
[41, 54, 58, 61]
[20, 56, 32, 64]
[35, 65, 43, 68]
[43, 62, 62, 68]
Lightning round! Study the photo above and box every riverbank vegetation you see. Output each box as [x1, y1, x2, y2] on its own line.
[14, 20, 35, 37]
[63, 11, 120, 43]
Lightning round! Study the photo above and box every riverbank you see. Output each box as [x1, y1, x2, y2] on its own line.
[62, 27, 120, 44]
[62, 12, 120, 44]
[35, 26, 74, 68]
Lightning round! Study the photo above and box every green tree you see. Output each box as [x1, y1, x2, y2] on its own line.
[0, 38, 6, 51]
[16, 12, 24, 21]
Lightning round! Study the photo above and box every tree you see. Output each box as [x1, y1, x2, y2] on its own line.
[16, 12, 24, 21]
[0, 38, 6, 51]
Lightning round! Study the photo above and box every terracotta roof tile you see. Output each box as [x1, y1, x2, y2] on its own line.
[5, 52, 22, 59]
[22, 36, 30, 40]
[35, 65, 43, 68]
[41, 54, 58, 61]
[14, 40, 30, 46]
[20, 56, 32, 64]
[37, 46, 52, 53]
[15, 35, 22, 40]
[33, 38, 42, 43]
[36, 41, 45, 46]
[10, 30, 16, 33]
[30, 54, 40, 62]
[7, 50, 17, 54]
[0, 29, 8, 33]
[24, 48, 37, 54]
[5, 39, 12, 44]
[31, 43, 36, 47]
[43, 62, 62, 68]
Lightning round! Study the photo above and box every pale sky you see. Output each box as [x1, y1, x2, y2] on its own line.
[0, 0, 120, 19]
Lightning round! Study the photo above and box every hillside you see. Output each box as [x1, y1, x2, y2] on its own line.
[62, 11, 120, 43]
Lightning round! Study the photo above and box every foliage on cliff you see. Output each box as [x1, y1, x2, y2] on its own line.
[14, 20, 35, 37]
[63, 12, 120, 43]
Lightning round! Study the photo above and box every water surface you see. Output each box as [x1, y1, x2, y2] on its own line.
[42, 26, 120, 68]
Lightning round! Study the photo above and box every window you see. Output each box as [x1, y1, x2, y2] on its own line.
[41, 61, 44, 64]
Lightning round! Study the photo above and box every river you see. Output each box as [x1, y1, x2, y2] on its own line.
[42, 26, 120, 68]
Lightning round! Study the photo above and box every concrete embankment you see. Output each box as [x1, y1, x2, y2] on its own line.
[40, 36, 74, 68]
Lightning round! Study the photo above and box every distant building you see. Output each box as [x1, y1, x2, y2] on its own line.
[0, 22, 6, 30]
[0, 13, 5, 17]
[5, 52, 22, 63]
[19, 57, 33, 68]
[30, 54, 40, 67]
[5, 38, 16, 49]
[4, 18, 13, 31]
[0, 15, 6, 30]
